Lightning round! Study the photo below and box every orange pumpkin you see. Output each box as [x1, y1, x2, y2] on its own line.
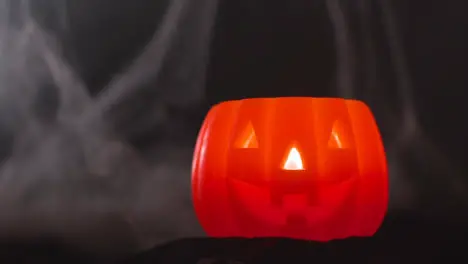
[192, 97, 388, 241]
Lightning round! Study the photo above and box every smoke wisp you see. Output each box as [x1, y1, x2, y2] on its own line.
[0, 0, 218, 256]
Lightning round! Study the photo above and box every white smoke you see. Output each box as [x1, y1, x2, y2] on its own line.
[0, 0, 217, 256]
[327, 0, 467, 213]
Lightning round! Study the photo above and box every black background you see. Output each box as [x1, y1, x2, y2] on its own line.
[0, 0, 467, 263]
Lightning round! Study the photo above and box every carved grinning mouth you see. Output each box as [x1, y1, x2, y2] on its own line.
[227, 177, 357, 229]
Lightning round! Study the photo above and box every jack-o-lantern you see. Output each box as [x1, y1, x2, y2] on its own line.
[192, 97, 388, 241]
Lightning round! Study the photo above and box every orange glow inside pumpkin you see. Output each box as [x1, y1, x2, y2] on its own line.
[328, 120, 350, 149]
[234, 121, 258, 148]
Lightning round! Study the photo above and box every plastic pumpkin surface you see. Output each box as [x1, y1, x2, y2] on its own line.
[192, 97, 388, 241]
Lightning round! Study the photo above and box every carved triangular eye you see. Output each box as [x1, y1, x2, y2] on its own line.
[234, 121, 258, 148]
[282, 146, 305, 171]
[327, 120, 350, 149]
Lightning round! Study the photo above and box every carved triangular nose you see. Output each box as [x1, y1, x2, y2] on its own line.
[282, 147, 304, 171]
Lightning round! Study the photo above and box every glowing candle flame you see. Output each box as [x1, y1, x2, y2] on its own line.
[282, 147, 304, 171]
